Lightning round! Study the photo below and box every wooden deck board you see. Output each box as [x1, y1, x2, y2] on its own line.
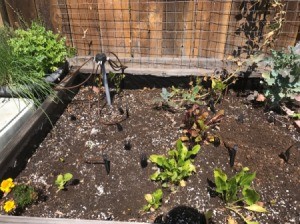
[0, 216, 149, 224]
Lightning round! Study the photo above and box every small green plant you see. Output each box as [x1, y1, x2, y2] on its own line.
[181, 104, 224, 145]
[143, 188, 163, 212]
[108, 71, 125, 94]
[154, 79, 208, 110]
[55, 173, 73, 192]
[8, 22, 74, 74]
[0, 178, 38, 213]
[0, 26, 56, 106]
[150, 140, 200, 188]
[12, 184, 38, 209]
[261, 45, 300, 107]
[213, 167, 267, 224]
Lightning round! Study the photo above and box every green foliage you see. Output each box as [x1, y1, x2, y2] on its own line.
[12, 184, 38, 209]
[143, 189, 163, 211]
[150, 140, 200, 187]
[213, 167, 267, 224]
[55, 173, 73, 192]
[0, 26, 56, 106]
[8, 22, 74, 74]
[214, 167, 259, 205]
[211, 78, 227, 92]
[108, 71, 125, 93]
[261, 45, 300, 105]
[155, 79, 207, 110]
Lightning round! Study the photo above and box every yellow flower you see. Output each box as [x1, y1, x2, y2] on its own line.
[0, 178, 15, 193]
[3, 200, 16, 213]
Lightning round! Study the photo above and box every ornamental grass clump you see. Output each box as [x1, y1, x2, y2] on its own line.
[0, 26, 56, 106]
[0, 178, 38, 214]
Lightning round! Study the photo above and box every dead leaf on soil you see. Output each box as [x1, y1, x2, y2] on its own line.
[227, 216, 238, 224]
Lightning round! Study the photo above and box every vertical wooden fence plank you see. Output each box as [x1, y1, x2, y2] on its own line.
[149, 1, 163, 59]
[206, 0, 232, 59]
[162, 1, 186, 58]
[193, 0, 209, 58]
[4, 0, 37, 27]
[98, 0, 115, 54]
[67, 0, 101, 56]
[34, 0, 58, 31]
[0, 12, 3, 26]
[0, 0, 9, 26]
[98, 0, 132, 57]
[183, 1, 195, 59]
[56, 0, 74, 49]
[276, 0, 300, 48]
[110, 0, 131, 57]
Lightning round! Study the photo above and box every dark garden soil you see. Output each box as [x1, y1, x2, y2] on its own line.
[6, 85, 300, 223]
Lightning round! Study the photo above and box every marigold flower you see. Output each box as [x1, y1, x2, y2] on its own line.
[0, 178, 15, 193]
[3, 200, 16, 213]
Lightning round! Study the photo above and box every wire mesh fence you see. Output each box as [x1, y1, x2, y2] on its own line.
[2, 0, 300, 74]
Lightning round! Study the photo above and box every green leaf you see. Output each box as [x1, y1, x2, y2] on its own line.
[243, 188, 260, 205]
[63, 173, 73, 182]
[187, 144, 200, 158]
[150, 155, 164, 166]
[240, 173, 256, 187]
[245, 204, 267, 213]
[245, 221, 259, 224]
[152, 189, 163, 201]
[150, 171, 160, 180]
[55, 174, 63, 184]
[227, 177, 238, 202]
[214, 169, 228, 193]
[144, 194, 153, 203]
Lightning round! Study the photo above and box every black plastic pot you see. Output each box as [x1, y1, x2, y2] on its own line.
[155, 206, 207, 224]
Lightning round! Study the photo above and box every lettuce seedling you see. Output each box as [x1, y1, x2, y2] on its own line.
[143, 188, 163, 212]
[213, 167, 267, 224]
[150, 140, 200, 187]
[55, 173, 73, 192]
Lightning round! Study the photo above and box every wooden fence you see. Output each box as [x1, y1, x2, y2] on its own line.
[1, 0, 300, 73]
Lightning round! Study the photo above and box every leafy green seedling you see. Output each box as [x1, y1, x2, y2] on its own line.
[259, 46, 300, 107]
[213, 167, 267, 224]
[12, 184, 38, 209]
[143, 189, 163, 212]
[150, 140, 200, 188]
[55, 173, 73, 192]
[108, 71, 125, 94]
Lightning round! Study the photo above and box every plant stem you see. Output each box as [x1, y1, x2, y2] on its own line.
[226, 205, 251, 224]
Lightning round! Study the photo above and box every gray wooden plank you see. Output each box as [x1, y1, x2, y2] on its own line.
[68, 56, 262, 78]
[0, 215, 149, 224]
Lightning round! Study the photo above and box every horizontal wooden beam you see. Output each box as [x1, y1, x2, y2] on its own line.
[68, 56, 262, 78]
[0, 216, 148, 224]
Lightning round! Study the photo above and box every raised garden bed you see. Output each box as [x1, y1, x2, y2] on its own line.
[0, 75, 299, 224]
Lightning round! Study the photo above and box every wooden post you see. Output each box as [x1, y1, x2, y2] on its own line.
[4, 0, 38, 28]
[0, 12, 3, 26]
